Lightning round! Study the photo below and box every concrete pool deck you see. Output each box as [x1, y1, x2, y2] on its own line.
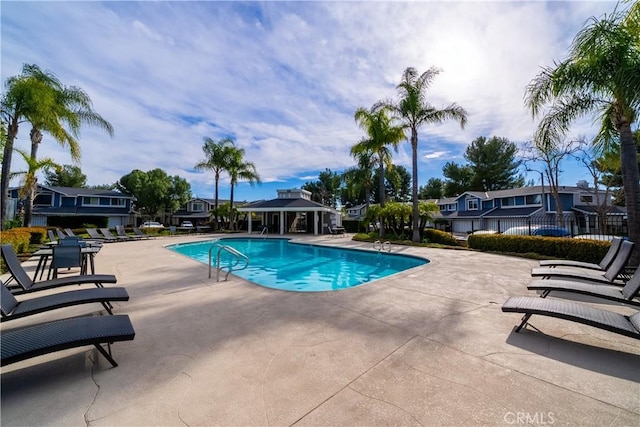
[1, 234, 638, 426]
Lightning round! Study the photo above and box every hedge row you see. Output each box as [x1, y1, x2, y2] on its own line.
[467, 234, 610, 263]
[422, 228, 459, 246]
[0, 227, 47, 253]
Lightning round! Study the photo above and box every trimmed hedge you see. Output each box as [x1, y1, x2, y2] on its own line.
[467, 234, 610, 263]
[423, 228, 459, 246]
[0, 227, 45, 252]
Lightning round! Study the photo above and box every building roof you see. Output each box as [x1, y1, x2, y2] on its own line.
[481, 207, 543, 218]
[37, 185, 134, 199]
[572, 205, 627, 215]
[239, 197, 335, 211]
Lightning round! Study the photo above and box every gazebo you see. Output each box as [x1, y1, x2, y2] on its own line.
[238, 189, 342, 235]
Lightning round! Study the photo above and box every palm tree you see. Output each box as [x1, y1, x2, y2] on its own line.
[1, 64, 61, 228]
[342, 151, 375, 209]
[379, 67, 468, 242]
[353, 105, 405, 208]
[525, 5, 640, 264]
[194, 137, 236, 230]
[10, 147, 59, 222]
[226, 147, 260, 230]
[23, 81, 113, 227]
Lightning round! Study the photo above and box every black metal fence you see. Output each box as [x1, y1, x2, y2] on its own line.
[442, 213, 628, 240]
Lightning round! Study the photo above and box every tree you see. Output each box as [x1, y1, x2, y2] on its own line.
[378, 67, 467, 242]
[419, 177, 444, 199]
[353, 105, 405, 207]
[302, 169, 342, 208]
[194, 137, 236, 230]
[1, 64, 65, 228]
[574, 142, 616, 231]
[342, 154, 374, 209]
[525, 5, 640, 264]
[380, 165, 411, 203]
[117, 169, 191, 221]
[44, 164, 87, 187]
[226, 146, 260, 230]
[465, 136, 524, 191]
[442, 162, 473, 197]
[10, 147, 59, 226]
[521, 137, 582, 226]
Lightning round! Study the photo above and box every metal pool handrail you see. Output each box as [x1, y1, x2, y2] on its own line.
[373, 240, 391, 252]
[208, 243, 249, 281]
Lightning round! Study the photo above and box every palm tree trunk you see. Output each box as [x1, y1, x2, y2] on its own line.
[411, 128, 420, 242]
[619, 123, 640, 265]
[214, 173, 220, 230]
[229, 183, 235, 231]
[378, 161, 385, 238]
[23, 128, 42, 227]
[1, 117, 19, 229]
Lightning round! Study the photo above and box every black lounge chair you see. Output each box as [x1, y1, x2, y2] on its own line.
[528, 267, 640, 307]
[530, 240, 634, 284]
[502, 296, 640, 340]
[100, 227, 131, 241]
[1, 244, 116, 295]
[116, 225, 142, 240]
[133, 227, 152, 239]
[1, 280, 129, 321]
[1, 314, 135, 367]
[86, 228, 116, 242]
[538, 236, 623, 271]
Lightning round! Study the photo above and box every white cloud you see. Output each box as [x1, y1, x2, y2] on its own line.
[1, 1, 621, 201]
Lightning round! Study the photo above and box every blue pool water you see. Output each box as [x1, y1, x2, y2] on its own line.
[168, 238, 428, 292]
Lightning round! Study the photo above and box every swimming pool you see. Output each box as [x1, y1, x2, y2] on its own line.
[168, 238, 428, 292]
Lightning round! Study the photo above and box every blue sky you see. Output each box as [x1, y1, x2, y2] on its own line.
[1, 1, 623, 203]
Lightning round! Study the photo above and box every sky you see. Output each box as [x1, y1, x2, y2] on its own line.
[1, 0, 626, 203]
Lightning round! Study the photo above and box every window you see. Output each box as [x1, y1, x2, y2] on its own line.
[580, 195, 593, 203]
[192, 202, 204, 212]
[33, 193, 53, 206]
[525, 194, 541, 205]
[466, 199, 478, 210]
[83, 196, 100, 206]
[111, 198, 125, 206]
[501, 197, 515, 206]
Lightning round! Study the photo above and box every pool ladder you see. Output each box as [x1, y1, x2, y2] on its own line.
[373, 240, 391, 252]
[208, 243, 249, 281]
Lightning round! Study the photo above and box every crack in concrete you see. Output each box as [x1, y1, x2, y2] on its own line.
[346, 384, 424, 426]
[176, 371, 193, 427]
[288, 335, 419, 426]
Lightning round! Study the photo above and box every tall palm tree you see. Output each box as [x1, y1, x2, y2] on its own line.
[1, 64, 61, 228]
[353, 105, 405, 208]
[194, 137, 236, 229]
[23, 81, 113, 227]
[226, 147, 260, 230]
[379, 67, 468, 242]
[525, 5, 640, 264]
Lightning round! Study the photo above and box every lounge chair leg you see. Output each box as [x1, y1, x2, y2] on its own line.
[94, 343, 118, 368]
[541, 290, 550, 298]
[515, 314, 532, 332]
[101, 302, 114, 315]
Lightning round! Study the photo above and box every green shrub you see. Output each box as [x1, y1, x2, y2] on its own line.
[0, 228, 32, 253]
[467, 234, 610, 263]
[422, 228, 459, 246]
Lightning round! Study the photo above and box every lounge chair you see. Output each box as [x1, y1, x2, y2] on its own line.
[1, 280, 129, 321]
[64, 228, 77, 237]
[49, 244, 83, 279]
[530, 240, 634, 284]
[86, 228, 116, 242]
[100, 227, 131, 241]
[527, 266, 640, 307]
[47, 229, 57, 244]
[538, 236, 623, 271]
[1, 314, 135, 367]
[55, 228, 67, 239]
[502, 296, 640, 340]
[116, 225, 141, 240]
[133, 227, 152, 239]
[1, 244, 116, 295]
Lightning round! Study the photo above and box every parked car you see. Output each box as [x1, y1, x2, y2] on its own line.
[181, 221, 194, 228]
[573, 234, 624, 242]
[140, 221, 164, 229]
[501, 226, 570, 237]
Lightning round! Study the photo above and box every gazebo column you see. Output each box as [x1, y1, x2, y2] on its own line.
[248, 212, 252, 233]
[314, 211, 318, 235]
[280, 210, 285, 235]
